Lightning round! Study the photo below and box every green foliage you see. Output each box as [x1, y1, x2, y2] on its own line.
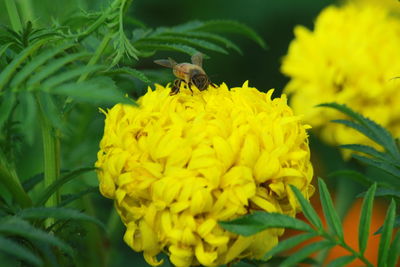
[0, 0, 266, 265]
[221, 179, 398, 267]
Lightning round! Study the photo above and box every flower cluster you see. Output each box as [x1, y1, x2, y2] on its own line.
[281, 3, 400, 151]
[95, 83, 314, 266]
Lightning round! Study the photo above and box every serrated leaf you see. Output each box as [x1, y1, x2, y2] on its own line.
[0, 217, 73, 255]
[318, 178, 344, 240]
[10, 42, 76, 89]
[170, 21, 204, 32]
[263, 232, 317, 260]
[358, 183, 376, 254]
[0, 38, 49, 91]
[320, 103, 400, 159]
[192, 20, 267, 49]
[136, 42, 199, 56]
[35, 167, 95, 206]
[26, 52, 90, 87]
[41, 65, 104, 91]
[280, 240, 333, 267]
[17, 207, 105, 230]
[289, 185, 322, 229]
[159, 31, 242, 54]
[340, 144, 395, 164]
[352, 154, 400, 186]
[139, 36, 228, 54]
[377, 199, 396, 267]
[49, 77, 133, 105]
[326, 255, 356, 267]
[387, 230, 400, 267]
[104, 67, 152, 83]
[38, 92, 68, 133]
[0, 236, 42, 266]
[219, 211, 313, 236]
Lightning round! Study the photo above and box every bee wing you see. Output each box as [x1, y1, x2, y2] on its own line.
[191, 52, 203, 67]
[154, 59, 174, 68]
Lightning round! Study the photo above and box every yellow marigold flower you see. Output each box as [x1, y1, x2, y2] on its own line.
[281, 3, 400, 152]
[95, 82, 314, 267]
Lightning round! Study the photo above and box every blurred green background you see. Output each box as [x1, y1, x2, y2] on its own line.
[0, 1, 340, 266]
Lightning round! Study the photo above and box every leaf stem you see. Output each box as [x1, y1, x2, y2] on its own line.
[78, 33, 113, 82]
[5, 0, 23, 32]
[321, 232, 374, 267]
[36, 94, 60, 208]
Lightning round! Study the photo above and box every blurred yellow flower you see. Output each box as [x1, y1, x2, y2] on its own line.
[281, 3, 400, 152]
[348, 0, 400, 13]
[95, 82, 314, 266]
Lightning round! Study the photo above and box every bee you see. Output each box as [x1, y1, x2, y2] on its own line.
[154, 52, 215, 95]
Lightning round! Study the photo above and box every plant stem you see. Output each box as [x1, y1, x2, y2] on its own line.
[36, 95, 60, 208]
[78, 33, 113, 82]
[5, 0, 23, 32]
[321, 232, 374, 267]
[0, 161, 31, 208]
[18, 0, 36, 27]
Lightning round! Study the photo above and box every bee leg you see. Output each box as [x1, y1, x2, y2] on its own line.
[170, 79, 181, 95]
[210, 82, 217, 88]
[187, 82, 194, 95]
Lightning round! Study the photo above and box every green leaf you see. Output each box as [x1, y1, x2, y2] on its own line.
[138, 36, 228, 54]
[192, 20, 267, 49]
[328, 170, 371, 187]
[289, 185, 322, 229]
[26, 52, 90, 87]
[0, 236, 42, 266]
[22, 172, 44, 192]
[0, 216, 73, 255]
[35, 167, 95, 206]
[219, 211, 313, 236]
[326, 255, 356, 267]
[104, 67, 152, 83]
[352, 155, 400, 185]
[38, 92, 68, 132]
[263, 233, 317, 260]
[358, 183, 376, 254]
[279, 240, 333, 267]
[136, 42, 199, 56]
[387, 230, 400, 267]
[41, 65, 104, 91]
[59, 186, 99, 207]
[320, 103, 400, 159]
[0, 43, 12, 58]
[318, 178, 344, 240]
[17, 207, 105, 230]
[377, 199, 396, 267]
[340, 144, 396, 164]
[375, 215, 400, 234]
[49, 77, 133, 105]
[357, 188, 400, 199]
[0, 38, 49, 91]
[10, 42, 76, 89]
[161, 31, 242, 54]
